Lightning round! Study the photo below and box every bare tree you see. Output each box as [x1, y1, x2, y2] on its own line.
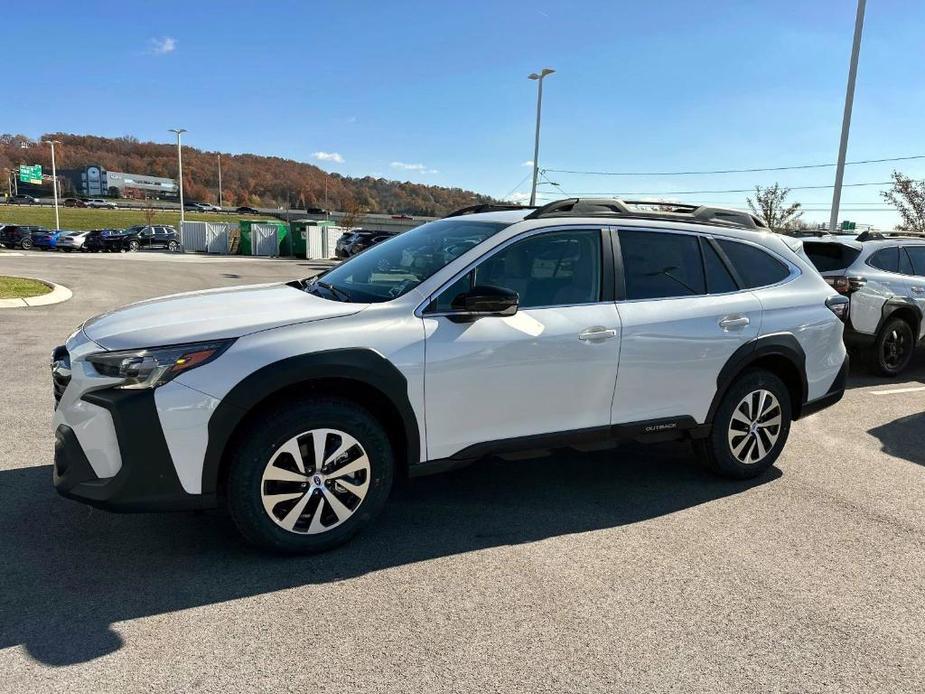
[746, 183, 803, 231]
[881, 170, 925, 233]
[340, 198, 366, 229]
[142, 206, 156, 226]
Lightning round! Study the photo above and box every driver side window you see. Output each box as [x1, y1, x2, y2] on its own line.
[430, 229, 603, 312]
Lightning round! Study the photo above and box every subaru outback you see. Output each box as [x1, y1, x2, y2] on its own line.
[52, 198, 849, 553]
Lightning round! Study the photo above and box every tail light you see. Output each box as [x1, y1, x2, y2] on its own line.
[826, 295, 850, 321]
[824, 276, 866, 295]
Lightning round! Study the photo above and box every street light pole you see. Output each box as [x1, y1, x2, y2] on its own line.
[528, 68, 555, 206]
[217, 153, 223, 207]
[43, 139, 61, 230]
[829, 0, 866, 233]
[169, 128, 187, 235]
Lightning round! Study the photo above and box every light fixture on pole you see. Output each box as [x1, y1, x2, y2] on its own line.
[42, 139, 62, 230]
[528, 67, 555, 206]
[169, 128, 187, 236]
[829, 0, 866, 233]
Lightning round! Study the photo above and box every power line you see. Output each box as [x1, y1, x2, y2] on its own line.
[535, 180, 898, 196]
[543, 154, 925, 177]
[503, 171, 533, 199]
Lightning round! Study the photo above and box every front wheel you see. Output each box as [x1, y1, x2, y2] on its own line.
[226, 397, 394, 553]
[694, 369, 792, 479]
[20, 238, 32, 250]
[127, 239, 139, 252]
[871, 317, 914, 377]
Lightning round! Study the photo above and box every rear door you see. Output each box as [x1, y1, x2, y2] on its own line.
[612, 229, 762, 425]
[902, 244, 925, 339]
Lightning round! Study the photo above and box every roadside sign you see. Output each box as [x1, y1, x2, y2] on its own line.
[19, 164, 42, 184]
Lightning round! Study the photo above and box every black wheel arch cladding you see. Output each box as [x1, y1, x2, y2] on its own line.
[201, 348, 420, 496]
[707, 334, 808, 424]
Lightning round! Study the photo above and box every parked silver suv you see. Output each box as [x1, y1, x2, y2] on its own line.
[803, 231, 925, 375]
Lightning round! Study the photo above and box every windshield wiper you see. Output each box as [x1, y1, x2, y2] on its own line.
[311, 279, 353, 302]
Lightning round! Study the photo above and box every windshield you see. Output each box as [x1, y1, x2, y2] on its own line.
[314, 218, 510, 303]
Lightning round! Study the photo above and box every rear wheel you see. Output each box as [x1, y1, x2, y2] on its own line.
[871, 317, 914, 377]
[694, 369, 792, 479]
[127, 239, 139, 252]
[167, 240, 179, 252]
[226, 398, 394, 553]
[20, 238, 32, 250]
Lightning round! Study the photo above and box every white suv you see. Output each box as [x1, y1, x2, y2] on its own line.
[52, 199, 849, 553]
[802, 232, 925, 375]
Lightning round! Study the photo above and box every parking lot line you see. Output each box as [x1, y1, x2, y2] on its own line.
[870, 386, 925, 395]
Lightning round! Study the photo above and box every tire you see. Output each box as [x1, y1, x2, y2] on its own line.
[226, 397, 394, 554]
[871, 317, 915, 377]
[694, 368, 792, 479]
[127, 240, 139, 252]
[20, 238, 32, 250]
[167, 240, 179, 252]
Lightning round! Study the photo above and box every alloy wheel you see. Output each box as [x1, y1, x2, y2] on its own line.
[882, 328, 910, 370]
[260, 428, 371, 534]
[727, 389, 782, 464]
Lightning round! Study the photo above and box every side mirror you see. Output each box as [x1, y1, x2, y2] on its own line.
[450, 285, 519, 319]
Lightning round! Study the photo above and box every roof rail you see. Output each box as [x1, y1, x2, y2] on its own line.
[856, 229, 925, 242]
[444, 203, 535, 218]
[523, 197, 767, 230]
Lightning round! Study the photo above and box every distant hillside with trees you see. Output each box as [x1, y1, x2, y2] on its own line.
[0, 133, 496, 216]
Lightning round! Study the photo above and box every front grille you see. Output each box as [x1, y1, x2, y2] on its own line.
[51, 345, 71, 406]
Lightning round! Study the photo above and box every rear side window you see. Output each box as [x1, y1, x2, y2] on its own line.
[620, 230, 706, 300]
[701, 238, 738, 293]
[900, 247, 914, 275]
[803, 242, 861, 272]
[717, 239, 790, 288]
[905, 246, 925, 276]
[868, 247, 899, 273]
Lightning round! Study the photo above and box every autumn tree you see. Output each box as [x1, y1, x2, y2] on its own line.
[340, 198, 366, 229]
[746, 183, 803, 232]
[881, 170, 925, 233]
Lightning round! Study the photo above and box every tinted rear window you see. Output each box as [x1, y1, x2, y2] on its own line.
[804, 242, 861, 272]
[868, 247, 899, 273]
[717, 239, 791, 288]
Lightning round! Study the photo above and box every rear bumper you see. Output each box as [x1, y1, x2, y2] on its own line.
[54, 388, 216, 512]
[799, 354, 849, 419]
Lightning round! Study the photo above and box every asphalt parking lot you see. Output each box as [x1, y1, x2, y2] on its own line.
[1, 251, 924, 693]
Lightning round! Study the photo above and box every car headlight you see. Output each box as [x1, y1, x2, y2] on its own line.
[86, 340, 233, 389]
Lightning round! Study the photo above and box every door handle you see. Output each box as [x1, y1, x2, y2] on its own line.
[578, 327, 618, 342]
[719, 315, 750, 330]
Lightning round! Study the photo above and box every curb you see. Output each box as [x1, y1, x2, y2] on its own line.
[0, 279, 73, 308]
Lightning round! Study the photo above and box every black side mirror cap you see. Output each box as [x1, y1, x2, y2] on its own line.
[449, 285, 519, 320]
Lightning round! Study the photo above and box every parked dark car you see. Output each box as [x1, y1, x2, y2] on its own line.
[335, 229, 398, 258]
[7, 194, 40, 205]
[0, 225, 47, 249]
[105, 225, 180, 252]
[83, 229, 120, 252]
[236, 206, 259, 214]
[64, 198, 87, 208]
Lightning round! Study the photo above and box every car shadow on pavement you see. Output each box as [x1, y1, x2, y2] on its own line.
[0, 442, 780, 667]
[846, 350, 925, 390]
[867, 412, 925, 466]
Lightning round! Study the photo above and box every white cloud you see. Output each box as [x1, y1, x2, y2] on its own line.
[390, 161, 438, 174]
[506, 192, 532, 203]
[149, 37, 176, 55]
[313, 151, 344, 163]
[521, 160, 534, 167]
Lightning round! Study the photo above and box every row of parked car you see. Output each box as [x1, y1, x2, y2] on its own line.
[334, 228, 399, 258]
[0, 224, 180, 252]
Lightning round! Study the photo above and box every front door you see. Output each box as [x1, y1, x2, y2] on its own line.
[612, 229, 762, 425]
[423, 227, 621, 461]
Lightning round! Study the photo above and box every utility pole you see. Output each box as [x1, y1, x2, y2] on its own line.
[528, 67, 555, 206]
[169, 128, 187, 237]
[43, 139, 62, 230]
[217, 153, 223, 207]
[829, 0, 866, 233]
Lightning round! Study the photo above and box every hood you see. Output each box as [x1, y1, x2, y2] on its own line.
[83, 283, 365, 350]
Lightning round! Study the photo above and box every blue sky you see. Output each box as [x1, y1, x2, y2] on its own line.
[4, 0, 923, 226]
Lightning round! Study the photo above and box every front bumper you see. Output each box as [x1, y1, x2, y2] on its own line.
[799, 354, 849, 419]
[54, 387, 217, 512]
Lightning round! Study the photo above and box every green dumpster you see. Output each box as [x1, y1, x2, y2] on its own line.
[238, 220, 290, 256]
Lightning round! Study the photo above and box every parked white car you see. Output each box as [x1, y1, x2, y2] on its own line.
[56, 231, 89, 252]
[803, 231, 925, 375]
[52, 199, 849, 553]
